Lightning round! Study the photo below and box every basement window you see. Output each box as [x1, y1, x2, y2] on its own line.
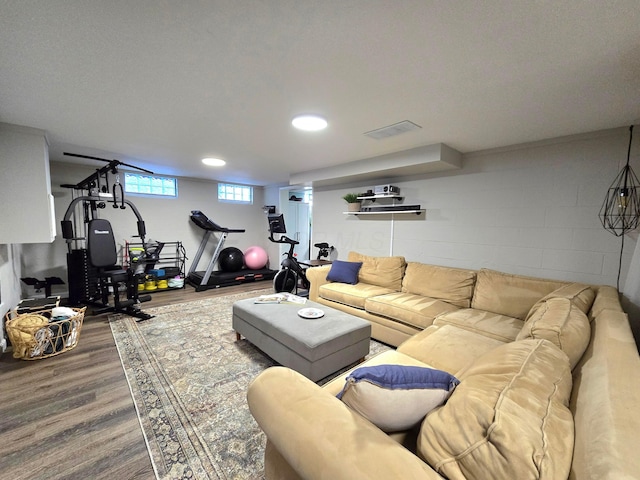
[124, 173, 177, 197]
[218, 183, 253, 204]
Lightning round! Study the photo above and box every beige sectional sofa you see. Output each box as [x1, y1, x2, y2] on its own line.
[247, 252, 640, 479]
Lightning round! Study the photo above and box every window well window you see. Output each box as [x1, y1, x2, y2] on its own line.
[124, 173, 177, 197]
[218, 183, 253, 204]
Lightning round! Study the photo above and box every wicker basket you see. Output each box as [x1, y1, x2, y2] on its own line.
[4, 307, 86, 360]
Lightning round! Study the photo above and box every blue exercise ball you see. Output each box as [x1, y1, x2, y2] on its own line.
[219, 247, 244, 272]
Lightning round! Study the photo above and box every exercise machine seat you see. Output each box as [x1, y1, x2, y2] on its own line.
[85, 218, 152, 319]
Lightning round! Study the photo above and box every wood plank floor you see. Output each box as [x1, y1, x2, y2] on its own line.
[0, 282, 270, 480]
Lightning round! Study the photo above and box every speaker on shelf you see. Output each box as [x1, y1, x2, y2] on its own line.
[374, 185, 400, 195]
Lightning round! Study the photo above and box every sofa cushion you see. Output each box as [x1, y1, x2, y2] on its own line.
[526, 283, 595, 321]
[433, 308, 524, 342]
[471, 268, 566, 319]
[401, 263, 476, 308]
[517, 297, 590, 369]
[348, 252, 406, 290]
[365, 292, 460, 330]
[326, 260, 362, 284]
[337, 364, 459, 433]
[319, 282, 396, 309]
[418, 339, 574, 480]
[398, 324, 506, 375]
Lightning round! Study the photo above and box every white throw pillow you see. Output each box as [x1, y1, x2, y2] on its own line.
[337, 364, 459, 432]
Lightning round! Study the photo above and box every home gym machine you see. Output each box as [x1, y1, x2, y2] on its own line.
[187, 210, 276, 291]
[60, 153, 154, 321]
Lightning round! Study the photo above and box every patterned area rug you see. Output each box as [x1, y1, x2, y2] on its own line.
[109, 289, 390, 480]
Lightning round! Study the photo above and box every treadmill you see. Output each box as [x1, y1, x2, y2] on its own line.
[186, 210, 276, 291]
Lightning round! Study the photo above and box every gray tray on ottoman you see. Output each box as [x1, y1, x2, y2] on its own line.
[233, 298, 371, 382]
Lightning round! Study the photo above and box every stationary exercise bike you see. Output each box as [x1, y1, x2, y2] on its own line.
[267, 214, 311, 294]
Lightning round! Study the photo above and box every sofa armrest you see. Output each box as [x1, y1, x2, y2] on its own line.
[588, 285, 622, 320]
[247, 366, 442, 480]
[306, 265, 332, 302]
[570, 309, 640, 479]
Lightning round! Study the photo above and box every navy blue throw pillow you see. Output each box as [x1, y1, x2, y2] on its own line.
[326, 260, 363, 284]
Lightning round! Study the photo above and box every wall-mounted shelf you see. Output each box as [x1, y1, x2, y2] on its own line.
[346, 193, 423, 216]
[344, 210, 424, 216]
[357, 194, 403, 201]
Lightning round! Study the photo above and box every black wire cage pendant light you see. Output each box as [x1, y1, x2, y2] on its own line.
[599, 125, 640, 237]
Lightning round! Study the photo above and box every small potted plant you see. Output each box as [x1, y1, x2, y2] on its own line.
[343, 193, 362, 212]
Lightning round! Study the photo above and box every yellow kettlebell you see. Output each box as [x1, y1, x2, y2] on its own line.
[144, 277, 157, 291]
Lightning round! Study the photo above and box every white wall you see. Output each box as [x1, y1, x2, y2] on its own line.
[19, 162, 274, 297]
[312, 128, 639, 338]
[622, 239, 640, 344]
[0, 244, 23, 351]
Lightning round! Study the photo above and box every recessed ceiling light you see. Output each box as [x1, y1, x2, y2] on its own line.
[292, 114, 328, 131]
[202, 157, 226, 167]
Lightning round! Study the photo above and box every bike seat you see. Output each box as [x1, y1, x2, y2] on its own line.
[314, 242, 329, 248]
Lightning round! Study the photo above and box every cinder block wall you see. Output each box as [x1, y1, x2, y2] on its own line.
[312, 128, 636, 287]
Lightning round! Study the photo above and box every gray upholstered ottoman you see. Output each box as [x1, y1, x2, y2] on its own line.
[233, 298, 371, 382]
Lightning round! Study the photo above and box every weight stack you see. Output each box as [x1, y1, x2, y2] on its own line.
[67, 249, 98, 306]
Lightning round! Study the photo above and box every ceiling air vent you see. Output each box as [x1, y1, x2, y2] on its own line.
[364, 120, 422, 140]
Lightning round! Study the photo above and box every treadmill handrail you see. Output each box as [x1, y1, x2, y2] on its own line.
[190, 210, 245, 233]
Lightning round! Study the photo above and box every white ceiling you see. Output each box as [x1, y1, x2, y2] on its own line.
[1, 1, 639, 186]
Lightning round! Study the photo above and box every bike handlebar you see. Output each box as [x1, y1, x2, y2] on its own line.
[269, 232, 299, 245]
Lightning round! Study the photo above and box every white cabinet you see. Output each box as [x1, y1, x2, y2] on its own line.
[0, 123, 56, 244]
